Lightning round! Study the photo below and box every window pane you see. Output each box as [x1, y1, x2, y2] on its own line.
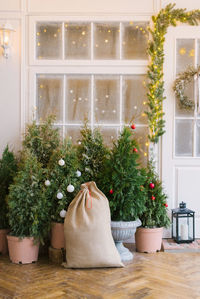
[123, 75, 147, 124]
[98, 126, 119, 147]
[94, 23, 120, 59]
[66, 76, 91, 124]
[197, 39, 200, 65]
[36, 23, 62, 60]
[122, 22, 148, 60]
[65, 127, 82, 145]
[176, 39, 195, 74]
[175, 120, 193, 156]
[94, 76, 120, 124]
[36, 75, 63, 122]
[196, 120, 200, 157]
[65, 23, 91, 59]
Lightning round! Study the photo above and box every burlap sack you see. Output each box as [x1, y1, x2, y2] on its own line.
[63, 181, 123, 268]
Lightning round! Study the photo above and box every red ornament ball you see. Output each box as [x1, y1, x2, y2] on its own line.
[133, 148, 138, 153]
[109, 189, 114, 194]
[164, 203, 168, 207]
[131, 124, 136, 130]
[149, 183, 155, 189]
[151, 196, 155, 200]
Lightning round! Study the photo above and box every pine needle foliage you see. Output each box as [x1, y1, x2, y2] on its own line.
[77, 124, 109, 185]
[46, 139, 82, 223]
[99, 127, 147, 221]
[140, 160, 170, 228]
[0, 146, 18, 229]
[23, 115, 60, 168]
[8, 150, 51, 243]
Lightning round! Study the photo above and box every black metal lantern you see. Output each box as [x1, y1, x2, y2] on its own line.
[172, 202, 195, 243]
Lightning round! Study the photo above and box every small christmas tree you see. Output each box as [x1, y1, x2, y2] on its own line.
[77, 123, 109, 185]
[0, 146, 18, 229]
[140, 159, 170, 228]
[23, 115, 60, 168]
[99, 126, 147, 221]
[45, 139, 83, 223]
[8, 150, 50, 243]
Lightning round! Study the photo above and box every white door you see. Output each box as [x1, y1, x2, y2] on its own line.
[162, 25, 200, 238]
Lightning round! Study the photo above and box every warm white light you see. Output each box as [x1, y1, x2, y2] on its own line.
[0, 23, 15, 58]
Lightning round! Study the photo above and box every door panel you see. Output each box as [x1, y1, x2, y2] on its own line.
[163, 26, 200, 238]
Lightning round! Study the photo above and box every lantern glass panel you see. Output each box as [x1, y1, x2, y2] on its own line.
[178, 215, 189, 241]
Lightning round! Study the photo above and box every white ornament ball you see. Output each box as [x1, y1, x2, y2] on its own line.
[67, 184, 75, 193]
[76, 170, 81, 177]
[57, 192, 63, 199]
[58, 159, 65, 166]
[44, 180, 51, 186]
[60, 209, 66, 218]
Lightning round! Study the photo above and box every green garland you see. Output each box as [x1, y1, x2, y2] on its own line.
[147, 3, 200, 143]
[173, 66, 200, 110]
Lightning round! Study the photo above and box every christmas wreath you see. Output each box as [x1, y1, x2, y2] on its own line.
[173, 66, 200, 110]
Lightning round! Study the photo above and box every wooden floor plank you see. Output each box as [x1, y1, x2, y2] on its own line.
[0, 251, 200, 299]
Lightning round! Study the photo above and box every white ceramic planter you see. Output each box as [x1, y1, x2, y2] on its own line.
[111, 219, 141, 261]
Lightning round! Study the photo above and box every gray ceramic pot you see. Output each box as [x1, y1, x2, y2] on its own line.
[111, 219, 141, 261]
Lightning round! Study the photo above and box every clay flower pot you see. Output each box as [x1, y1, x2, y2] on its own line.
[7, 235, 39, 264]
[51, 222, 65, 249]
[0, 229, 10, 255]
[135, 227, 163, 253]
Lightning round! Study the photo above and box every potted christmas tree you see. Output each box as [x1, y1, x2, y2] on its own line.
[7, 150, 51, 264]
[99, 126, 147, 261]
[45, 139, 83, 249]
[0, 146, 18, 255]
[77, 123, 109, 186]
[135, 160, 170, 253]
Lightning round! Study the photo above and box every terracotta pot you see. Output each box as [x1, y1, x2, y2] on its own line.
[135, 227, 163, 253]
[0, 229, 9, 255]
[51, 222, 65, 249]
[7, 235, 39, 264]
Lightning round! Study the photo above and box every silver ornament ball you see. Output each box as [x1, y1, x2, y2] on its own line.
[44, 180, 51, 186]
[60, 209, 66, 218]
[76, 170, 81, 177]
[57, 192, 63, 199]
[58, 159, 65, 166]
[67, 184, 75, 193]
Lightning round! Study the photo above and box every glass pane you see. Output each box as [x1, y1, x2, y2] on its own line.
[175, 80, 194, 117]
[94, 76, 120, 124]
[197, 39, 200, 65]
[94, 23, 120, 59]
[98, 126, 119, 148]
[65, 127, 82, 145]
[122, 22, 148, 60]
[175, 120, 193, 156]
[65, 23, 91, 59]
[196, 120, 200, 156]
[176, 39, 195, 74]
[123, 75, 148, 124]
[36, 75, 63, 122]
[66, 76, 91, 124]
[36, 23, 62, 60]
[133, 126, 149, 166]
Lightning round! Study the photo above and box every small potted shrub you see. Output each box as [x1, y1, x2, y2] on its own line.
[135, 160, 170, 253]
[77, 123, 109, 186]
[7, 150, 51, 264]
[99, 126, 147, 261]
[0, 146, 18, 254]
[45, 140, 83, 249]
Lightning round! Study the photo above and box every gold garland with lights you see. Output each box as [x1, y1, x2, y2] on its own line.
[147, 3, 200, 143]
[173, 66, 200, 110]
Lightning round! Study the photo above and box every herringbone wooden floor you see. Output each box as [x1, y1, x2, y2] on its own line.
[0, 248, 200, 299]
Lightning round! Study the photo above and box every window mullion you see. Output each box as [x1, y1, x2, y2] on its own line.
[91, 75, 94, 130]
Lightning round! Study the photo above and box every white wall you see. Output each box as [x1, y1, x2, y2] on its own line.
[0, 0, 199, 156]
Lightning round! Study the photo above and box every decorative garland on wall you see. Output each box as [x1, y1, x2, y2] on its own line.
[173, 66, 200, 110]
[147, 3, 200, 143]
